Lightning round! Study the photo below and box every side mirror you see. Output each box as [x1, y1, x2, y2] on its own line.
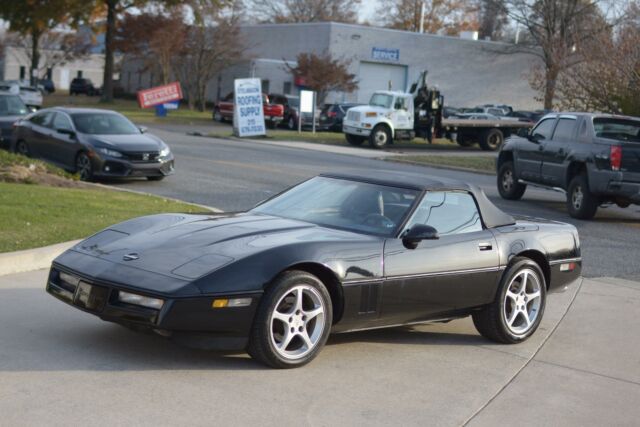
[139, 126, 147, 134]
[57, 128, 75, 138]
[402, 224, 439, 249]
[517, 127, 529, 138]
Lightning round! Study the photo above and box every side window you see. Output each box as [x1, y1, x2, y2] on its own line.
[29, 112, 53, 127]
[552, 118, 576, 141]
[52, 113, 73, 131]
[532, 118, 555, 140]
[405, 191, 483, 236]
[394, 97, 407, 111]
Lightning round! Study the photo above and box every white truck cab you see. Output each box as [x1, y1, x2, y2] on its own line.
[342, 91, 414, 148]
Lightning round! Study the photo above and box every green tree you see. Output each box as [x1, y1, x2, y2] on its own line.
[0, 0, 85, 85]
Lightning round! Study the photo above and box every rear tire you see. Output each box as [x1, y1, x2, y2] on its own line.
[479, 128, 504, 151]
[497, 161, 526, 200]
[369, 125, 391, 149]
[287, 117, 296, 130]
[247, 270, 332, 369]
[213, 108, 224, 122]
[456, 133, 474, 147]
[345, 133, 365, 146]
[473, 257, 546, 344]
[567, 173, 599, 219]
[16, 140, 30, 157]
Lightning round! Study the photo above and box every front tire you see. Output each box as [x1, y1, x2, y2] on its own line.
[248, 271, 332, 369]
[567, 173, 599, 219]
[16, 140, 30, 157]
[497, 161, 526, 200]
[76, 152, 94, 181]
[473, 257, 546, 344]
[369, 124, 392, 148]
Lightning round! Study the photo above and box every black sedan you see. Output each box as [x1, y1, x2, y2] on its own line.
[12, 107, 174, 181]
[46, 172, 581, 368]
[318, 103, 363, 132]
[0, 93, 28, 150]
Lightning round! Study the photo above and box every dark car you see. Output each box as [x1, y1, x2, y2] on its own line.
[508, 110, 545, 123]
[318, 103, 363, 132]
[11, 107, 174, 181]
[0, 94, 28, 150]
[69, 78, 99, 96]
[40, 79, 56, 94]
[46, 171, 581, 368]
[497, 112, 640, 219]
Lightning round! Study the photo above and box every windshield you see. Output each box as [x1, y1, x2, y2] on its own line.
[71, 113, 140, 135]
[0, 95, 28, 116]
[251, 176, 419, 236]
[369, 94, 393, 109]
[594, 118, 640, 143]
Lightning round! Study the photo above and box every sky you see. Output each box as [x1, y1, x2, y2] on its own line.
[360, 0, 383, 22]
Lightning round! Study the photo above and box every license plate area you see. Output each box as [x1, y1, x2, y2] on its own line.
[74, 281, 108, 312]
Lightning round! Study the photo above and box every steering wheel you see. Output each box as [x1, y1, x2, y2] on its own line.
[362, 213, 395, 230]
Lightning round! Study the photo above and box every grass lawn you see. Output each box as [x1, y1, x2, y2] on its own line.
[207, 128, 460, 149]
[392, 155, 497, 174]
[0, 182, 209, 253]
[43, 93, 213, 126]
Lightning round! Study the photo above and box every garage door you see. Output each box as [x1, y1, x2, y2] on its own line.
[357, 62, 407, 103]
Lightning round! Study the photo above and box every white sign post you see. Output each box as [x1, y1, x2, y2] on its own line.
[233, 78, 266, 137]
[299, 90, 316, 134]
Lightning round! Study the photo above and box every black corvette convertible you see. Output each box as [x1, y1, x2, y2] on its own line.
[46, 172, 582, 368]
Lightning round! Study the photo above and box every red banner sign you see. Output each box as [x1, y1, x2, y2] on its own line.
[137, 82, 183, 108]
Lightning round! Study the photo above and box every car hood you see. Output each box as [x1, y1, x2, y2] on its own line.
[69, 213, 370, 281]
[84, 133, 163, 152]
[347, 105, 389, 115]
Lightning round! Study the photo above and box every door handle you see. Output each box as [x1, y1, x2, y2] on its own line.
[478, 242, 493, 251]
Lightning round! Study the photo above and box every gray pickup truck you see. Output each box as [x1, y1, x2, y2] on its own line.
[496, 112, 640, 219]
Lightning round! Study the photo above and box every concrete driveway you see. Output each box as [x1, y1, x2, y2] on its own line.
[1, 270, 638, 426]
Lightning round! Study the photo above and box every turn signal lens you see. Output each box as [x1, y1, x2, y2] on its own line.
[212, 298, 252, 309]
[610, 145, 622, 171]
[365, 112, 377, 117]
[560, 262, 576, 272]
[212, 299, 228, 308]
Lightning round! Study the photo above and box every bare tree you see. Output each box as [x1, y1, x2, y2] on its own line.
[378, 0, 478, 35]
[172, 3, 247, 111]
[494, 0, 627, 109]
[477, 0, 508, 40]
[6, 30, 91, 80]
[285, 52, 358, 105]
[555, 3, 640, 115]
[250, 0, 361, 23]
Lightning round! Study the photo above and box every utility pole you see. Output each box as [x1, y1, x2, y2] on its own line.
[419, 1, 425, 33]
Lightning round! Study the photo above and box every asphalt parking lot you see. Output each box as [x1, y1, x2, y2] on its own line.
[2, 125, 640, 426]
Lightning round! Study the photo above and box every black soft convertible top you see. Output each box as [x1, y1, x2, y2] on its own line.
[321, 171, 516, 229]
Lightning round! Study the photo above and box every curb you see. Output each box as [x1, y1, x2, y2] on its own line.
[0, 239, 82, 277]
[385, 158, 496, 176]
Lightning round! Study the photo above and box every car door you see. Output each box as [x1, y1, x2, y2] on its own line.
[515, 117, 556, 182]
[540, 115, 578, 186]
[381, 191, 500, 324]
[24, 111, 54, 158]
[49, 112, 79, 169]
[392, 96, 412, 130]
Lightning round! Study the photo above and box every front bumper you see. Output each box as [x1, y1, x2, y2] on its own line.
[46, 266, 260, 351]
[93, 154, 175, 178]
[343, 124, 371, 137]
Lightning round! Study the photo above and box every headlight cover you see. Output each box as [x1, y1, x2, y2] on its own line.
[97, 147, 123, 158]
[118, 290, 164, 310]
[159, 147, 171, 158]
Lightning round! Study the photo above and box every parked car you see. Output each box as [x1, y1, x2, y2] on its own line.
[0, 82, 43, 110]
[11, 107, 174, 181]
[497, 112, 640, 219]
[39, 79, 56, 94]
[318, 103, 363, 132]
[45, 171, 581, 368]
[0, 94, 29, 150]
[69, 78, 99, 96]
[213, 92, 284, 128]
[477, 104, 514, 115]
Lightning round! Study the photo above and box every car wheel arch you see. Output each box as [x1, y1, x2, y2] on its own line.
[268, 262, 344, 325]
[509, 250, 550, 290]
[497, 150, 514, 171]
[565, 161, 587, 189]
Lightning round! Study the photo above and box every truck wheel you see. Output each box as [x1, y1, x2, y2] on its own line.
[498, 161, 526, 200]
[345, 134, 365, 146]
[479, 129, 504, 151]
[213, 108, 224, 122]
[567, 174, 599, 219]
[369, 125, 391, 149]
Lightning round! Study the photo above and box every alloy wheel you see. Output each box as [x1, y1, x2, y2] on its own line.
[572, 185, 584, 210]
[17, 141, 29, 156]
[503, 268, 542, 335]
[76, 154, 92, 181]
[269, 285, 326, 360]
[501, 169, 514, 192]
[374, 130, 387, 146]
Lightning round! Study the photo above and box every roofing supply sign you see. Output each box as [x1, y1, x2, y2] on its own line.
[137, 82, 183, 108]
[371, 47, 400, 62]
[233, 78, 266, 137]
